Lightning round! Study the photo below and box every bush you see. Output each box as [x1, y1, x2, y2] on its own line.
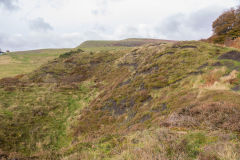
[210, 7, 240, 44]
[59, 49, 83, 58]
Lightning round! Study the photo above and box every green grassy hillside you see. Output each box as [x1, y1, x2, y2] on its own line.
[1, 41, 240, 159]
[0, 49, 71, 79]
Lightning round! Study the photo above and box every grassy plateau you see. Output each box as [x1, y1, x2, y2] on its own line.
[0, 49, 71, 79]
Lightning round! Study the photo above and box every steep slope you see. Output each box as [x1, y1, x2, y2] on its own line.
[1, 41, 240, 159]
[0, 48, 71, 79]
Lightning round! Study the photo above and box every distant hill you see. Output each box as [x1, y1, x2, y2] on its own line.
[78, 38, 175, 48]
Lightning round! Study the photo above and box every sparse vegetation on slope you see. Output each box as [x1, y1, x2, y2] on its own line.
[1, 41, 240, 159]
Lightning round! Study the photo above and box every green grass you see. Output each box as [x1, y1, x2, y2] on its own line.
[0, 48, 71, 79]
[0, 80, 98, 158]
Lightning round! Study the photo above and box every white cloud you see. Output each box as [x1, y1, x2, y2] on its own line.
[0, 0, 239, 51]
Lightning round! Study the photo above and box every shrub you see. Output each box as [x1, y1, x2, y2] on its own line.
[59, 49, 83, 58]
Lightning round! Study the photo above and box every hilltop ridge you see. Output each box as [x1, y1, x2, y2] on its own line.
[78, 38, 175, 48]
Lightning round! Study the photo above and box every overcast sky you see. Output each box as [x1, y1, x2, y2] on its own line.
[0, 0, 239, 51]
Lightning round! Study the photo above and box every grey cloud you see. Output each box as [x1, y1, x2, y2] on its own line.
[0, 0, 18, 10]
[29, 18, 53, 32]
[91, 0, 124, 16]
[187, 7, 221, 31]
[156, 14, 183, 35]
[155, 6, 224, 40]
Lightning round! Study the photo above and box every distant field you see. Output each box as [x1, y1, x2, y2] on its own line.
[0, 48, 71, 79]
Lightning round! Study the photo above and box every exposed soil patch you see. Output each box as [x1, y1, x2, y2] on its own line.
[198, 63, 208, 70]
[118, 63, 138, 69]
[165, 51, 175, 55]
[219, 51, 240, 61]
[232, 85, 240, 91]
[173, 45, 197, 49]
[103, 99, 135, 116]
[212, 61, 240, 70]
[61, 74, 89, 83]
[90, 59, 101, 66]
[0, 154, 8, 159]
[0, 76, 26, 91]
[161, 103, 167, 111]
[139, 114, 151, 122]
[0, 77, 20, 86]
[180, 45, 197, 49]
[188, 71, 204, 75]
[139, 65, 159, 74]
[118, 79, 131, 87]
[156, 52, 175, 59]
[212, 62, 222, 67]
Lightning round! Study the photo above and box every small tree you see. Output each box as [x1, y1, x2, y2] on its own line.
[210, 6, 240, 44]
[212, 9, 235, 35]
